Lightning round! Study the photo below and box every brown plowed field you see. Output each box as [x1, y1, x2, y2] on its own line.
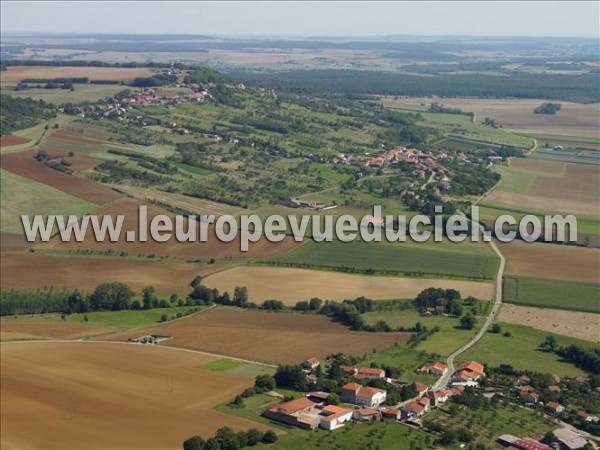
[0, 66, 154, 83]
[0, 253, 223, 294]
[45, 198, 299, 259]
[0, 233, 32, 252]
[0, 135, 30, 147]
[0, 150, 121, 204]
[0, 342, 270, 450]
[108, 308, 409, 365]
[500, 240, 600, 283]
[203, 266, 494, 304]
[0, 322, 113, 340]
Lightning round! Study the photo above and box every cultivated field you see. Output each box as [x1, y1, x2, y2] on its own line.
[503, 276, 600, 313]
[45, 199, 298, 260]
[108, 308, 409, 364]
[0, 342, 270, 450]
[203, 266, 494, 304]
[0, 66, 154, 84]
[500, 240, 600, 283]
[0, 253, 222, 294]
[0, 135, 30, 147]
[485, 159, 600, 217]
[0, 149, 122, 204]
[1, 84, 130, 104]
[380, 97, 600, 139]
[0, 322, 113, 340]
[272, 238, 499, 280]
[0, 169, 96, 234]
[499, 304, 599, 342]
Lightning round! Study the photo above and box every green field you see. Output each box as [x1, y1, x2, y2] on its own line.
[200, 358, 247, 372]
[460, 322, 594, 377]
[0, 169, 96, 233]
[1, 84, 128, 104]
[362, 306, 488, 359]
[1, 306, 202, 329]
[504, 276, 600, 313]
[425, 399, 555, 449]
[271, 238, 499, 280]
[388, 107, 534, 149]
[478, 203, 600, 237]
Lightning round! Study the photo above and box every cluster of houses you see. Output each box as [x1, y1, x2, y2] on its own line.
[119, 85, 210, 108]
[498, 429, 590, 450]
[263, 358, 485, 431]
[512, 375, 598, 423]
[281, 198, 328, 211]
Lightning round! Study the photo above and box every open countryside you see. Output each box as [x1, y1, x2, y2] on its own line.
[1, 14, 599, 450]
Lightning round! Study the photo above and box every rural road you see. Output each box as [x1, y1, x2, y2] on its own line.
[434, 216, 506, 389]
[1, 338, 278, 368]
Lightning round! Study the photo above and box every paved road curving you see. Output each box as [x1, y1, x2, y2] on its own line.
[434, 216, 506, 389]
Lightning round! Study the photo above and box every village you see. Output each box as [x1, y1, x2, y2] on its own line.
[258, 356, 598, 450]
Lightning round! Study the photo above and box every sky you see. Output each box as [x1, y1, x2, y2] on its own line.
[1, 1, 599, 38]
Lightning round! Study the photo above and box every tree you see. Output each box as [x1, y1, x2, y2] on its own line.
[490, 324, 501, 334]
[460, 314, 477, 330]
[246, 429, 263, 446]
[309, 297, 323, 311]
[203, 438, 220, 450]
[160, 314, 169, 323]
[540, 335, 558, 351]
[233, 286, 248, 307]
[89, 282, 134, 311]
[190, 275, 203, 288]
[254, 374, 275, 393]
[142, 286, 157, 310]
[326, 393, 340, 405]
[182, 436, 205, 450]
[261, 430, 278, 444]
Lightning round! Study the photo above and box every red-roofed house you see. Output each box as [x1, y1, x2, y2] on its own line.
[544, 401, 564, 415]
[413, 382, 429, 396]
[319, 405, 353, 430]
[420, 362, 448, 376]
[355, 367, 385, 380]
[340, 382, 387, 407]
[340, 365, 358, 375]
[303, 357, 320, 370]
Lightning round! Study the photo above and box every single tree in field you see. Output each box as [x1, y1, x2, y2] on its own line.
[233, 286, 249, 307]
[459, 314, 477, 330]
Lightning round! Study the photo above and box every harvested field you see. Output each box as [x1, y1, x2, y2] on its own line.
[499, 304, 599, 342]
[0, 322, 113, 340]
[108, 308, 409, 364]
[0, 135, 30, 147]
[0, 331, 42, 341]
[380, 97, 600, 139]
[500, 240, 600, 283]
[203, 266, 494, 304]
[45, 199, 299, 259]
[0, 253, 223, 294]
[0, 66, 154, 84]
[0, 342, 269, 450]
[0, 150, 122, 204]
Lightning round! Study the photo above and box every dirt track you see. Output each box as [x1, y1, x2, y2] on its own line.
[0, 342, 269, 450]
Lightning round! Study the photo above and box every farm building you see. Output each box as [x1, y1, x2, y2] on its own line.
[355, 367, 385, 380]
[262, 398, 353, 430]
[302, 357, 320, 370]
[451, 361, 485, 385]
